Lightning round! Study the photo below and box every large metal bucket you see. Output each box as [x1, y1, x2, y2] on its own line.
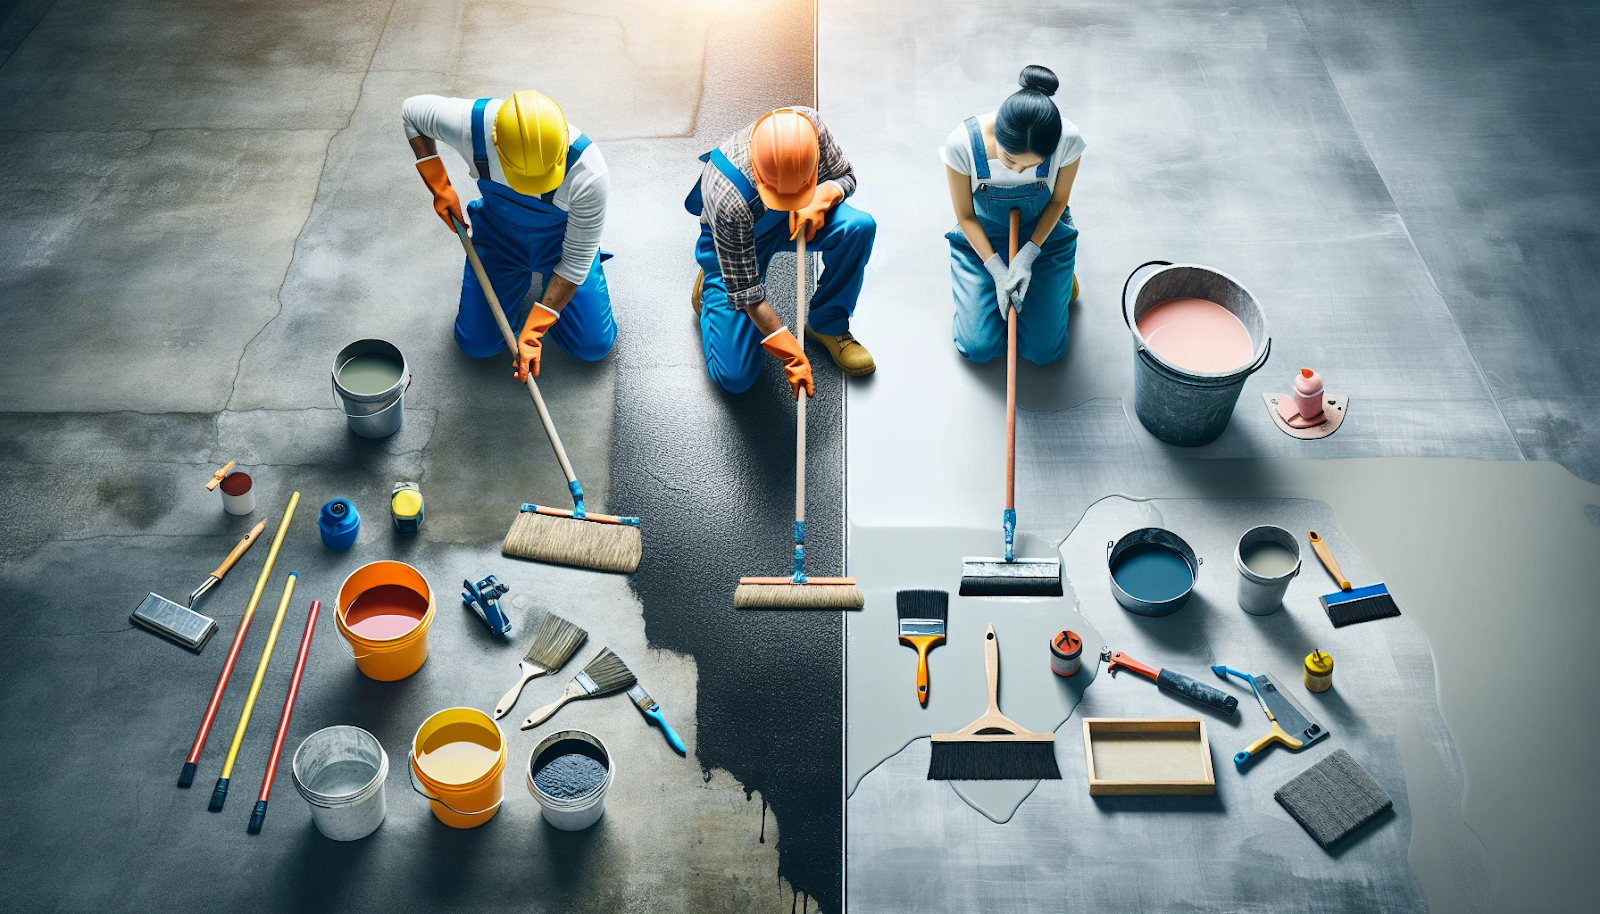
[332, 339, 410, 439]
[1122, 262, 1270, 447]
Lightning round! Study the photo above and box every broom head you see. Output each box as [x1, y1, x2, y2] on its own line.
[927, 736, 1061, 781]
[958, 557, 1063, 597]
[734, 577, 864, 609]
[504, 511, 641, 574]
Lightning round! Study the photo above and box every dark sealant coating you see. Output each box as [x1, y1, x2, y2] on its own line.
[614, 344, 845, 912]
[532, 753, 608, 800]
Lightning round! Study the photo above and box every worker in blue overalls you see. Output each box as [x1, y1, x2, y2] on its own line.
[404, 90, 614, 381]
[943, 65, 1085, 365]
[687, 107, 877, 397]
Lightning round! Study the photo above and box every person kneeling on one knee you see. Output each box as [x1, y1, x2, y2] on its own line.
[943, 65, 1085, 367]
[686, 106, 878, 397]
[404, 89, 617, 381]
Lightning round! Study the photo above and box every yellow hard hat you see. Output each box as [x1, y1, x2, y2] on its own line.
[493, 91, 569, 196]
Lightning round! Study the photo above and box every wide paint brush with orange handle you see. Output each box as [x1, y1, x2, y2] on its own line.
[897, 590, 948, 707]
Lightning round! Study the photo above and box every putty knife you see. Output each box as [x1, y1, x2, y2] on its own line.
[1214, 666, 1327, 766]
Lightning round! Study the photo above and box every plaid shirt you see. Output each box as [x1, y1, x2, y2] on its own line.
[699, 107, 858, 309]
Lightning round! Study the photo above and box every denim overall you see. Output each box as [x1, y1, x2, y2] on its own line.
[685, 147, 876, 393]
[946, 117, 1077, 365]
[453, 98, 616, 362]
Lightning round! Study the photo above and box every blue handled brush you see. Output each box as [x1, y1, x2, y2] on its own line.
[1309, 531, 1401, 627]
[627, 683, 685, 755]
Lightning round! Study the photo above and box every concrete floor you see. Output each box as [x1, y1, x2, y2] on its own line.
[4, 0, 1600, 912]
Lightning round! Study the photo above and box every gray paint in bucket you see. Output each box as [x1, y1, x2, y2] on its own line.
[527, 730, 614, 831]
[1123, 262, 1271, 447]
[1234, 525, 1302, 615]
[292, 725, 388, 841]
[332, 339, 409, 439]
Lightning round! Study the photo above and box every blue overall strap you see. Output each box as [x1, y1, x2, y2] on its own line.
[708, 147, 760, 206]
[470, 98, 491, 176]
[1036, 151, 1052, 179]
[964, 117, 990, 181]
[567, 132, 591, 164]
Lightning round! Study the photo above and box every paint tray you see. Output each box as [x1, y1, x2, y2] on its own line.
[1081, 718, 1215, 795]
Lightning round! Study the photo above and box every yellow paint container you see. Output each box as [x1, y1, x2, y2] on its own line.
[408, 707, 507, 828]
[334, 561, 435, 681]
[1304, 650, 1334, 692]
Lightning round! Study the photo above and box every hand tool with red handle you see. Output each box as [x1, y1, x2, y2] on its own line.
[1101, 648, 1239, 715]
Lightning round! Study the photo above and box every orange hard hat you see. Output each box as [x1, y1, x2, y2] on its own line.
[749, 108, 819, 211]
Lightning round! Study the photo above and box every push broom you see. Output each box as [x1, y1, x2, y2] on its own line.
[929, 625, 1059, 780]
[733, 227, 863, 610]
[453, 218, 642, 575]
[959, 209, 1063, 597]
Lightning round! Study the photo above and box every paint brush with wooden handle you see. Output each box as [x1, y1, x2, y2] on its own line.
[521, 648, 635, 730]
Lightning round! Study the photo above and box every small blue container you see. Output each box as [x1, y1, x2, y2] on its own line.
[319, 498, 360, 552]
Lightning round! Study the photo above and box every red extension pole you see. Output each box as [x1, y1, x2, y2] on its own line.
[248, 599, 321, 833]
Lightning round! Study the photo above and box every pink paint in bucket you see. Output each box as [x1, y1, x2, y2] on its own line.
[1136, 298, 1255, 373]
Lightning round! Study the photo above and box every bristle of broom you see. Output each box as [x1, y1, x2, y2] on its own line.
[958, 559, 1063, 597]
[503, 511, 641, 574]
[1320, 584, 1401, 628]
[579, 647, 636, 695]
[525, 611, 588, 672]
[734, 582, 865, 610]
[927, 740, 1061, 780]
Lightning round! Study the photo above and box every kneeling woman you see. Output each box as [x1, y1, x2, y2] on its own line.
[942, 65, 1085, 365]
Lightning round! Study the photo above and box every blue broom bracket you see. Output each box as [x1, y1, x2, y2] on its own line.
[791, 545, 808, 584]
[1002, 508, 1017, 562]
[568, 480, 587, 519]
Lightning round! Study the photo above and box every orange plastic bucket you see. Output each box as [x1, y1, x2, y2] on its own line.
[408, 707, 507, 828]
[335, 561, 435, 681]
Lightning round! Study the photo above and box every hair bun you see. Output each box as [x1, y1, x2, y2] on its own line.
[1018, 64, 1059, 97]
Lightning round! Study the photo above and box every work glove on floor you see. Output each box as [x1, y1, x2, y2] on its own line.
[984, 254, 1011, 314]
[514, 303, 561, 381]
[761, 326, 815, 399]
[416, 156, 465, 230]
[1002, 241, 1041, 314]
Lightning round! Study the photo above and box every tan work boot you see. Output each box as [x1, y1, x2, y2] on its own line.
[1070, 273, 1080, 302]
[805, 326, 876, 377]
[691, 269, 704, 317]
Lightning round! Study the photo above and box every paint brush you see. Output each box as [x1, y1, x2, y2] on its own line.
[929, 626, 1060, 780]
[1308, 531, 1401, 627]
[627, 682, 686, 755]
[249, 598, 320, 833]
[493, 611, 588, 719]
[897, 590, 948, 706]
[521, 648, 636, 730]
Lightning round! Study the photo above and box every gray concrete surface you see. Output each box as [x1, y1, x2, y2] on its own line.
[0, 0, 826, 912]
[827, 0, 1600, 911]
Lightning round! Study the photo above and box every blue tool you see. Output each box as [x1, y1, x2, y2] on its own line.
[462, 575, 512, 636]
[318, 498, 360, 551]
[627, 682, 686, 755]
[1213, 665, 1328, 767]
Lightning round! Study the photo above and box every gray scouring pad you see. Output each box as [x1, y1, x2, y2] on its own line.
[1274, 749, 1393, 848]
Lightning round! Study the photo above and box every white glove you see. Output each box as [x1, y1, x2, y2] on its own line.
[983, 254, 1011, 316]
[1001, 241, 1041, 314]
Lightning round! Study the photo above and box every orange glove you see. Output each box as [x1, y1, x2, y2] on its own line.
[788, 181, 843, 243]
[761, 327, 813, 399]
[416, 156, 465, 230]
[514, 304, 561, 381]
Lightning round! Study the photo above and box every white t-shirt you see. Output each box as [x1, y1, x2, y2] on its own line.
[939, 111, 1085, 191]
[402, 95, 607, 285]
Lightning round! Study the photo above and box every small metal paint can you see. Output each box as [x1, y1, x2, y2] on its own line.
[391, 482, 423, 534]
[1304, 650, 1334, 692]
[1050, 630, 1084, 677]
[219, 472, 254, 516]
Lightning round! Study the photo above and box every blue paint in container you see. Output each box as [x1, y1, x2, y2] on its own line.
[1111, 544, 1194, 603]
[1107, 527, 1201, 616]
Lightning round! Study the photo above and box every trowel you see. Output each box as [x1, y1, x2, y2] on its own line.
[1213, 666, 1327, 766]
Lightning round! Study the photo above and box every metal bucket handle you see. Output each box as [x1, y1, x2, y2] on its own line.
[407, 759, 504, 818]
[333, 375, 412, 417]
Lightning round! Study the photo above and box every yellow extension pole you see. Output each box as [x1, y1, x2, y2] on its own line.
[209, 570, 297, 812]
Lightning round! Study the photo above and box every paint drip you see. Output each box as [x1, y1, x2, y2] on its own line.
[416, 722, 501, 783]
[344, 584, 427, 639]
[337, 354, 405, 396]
[1110, 543, 1194, 603]
[1136, 297, 1255, 373]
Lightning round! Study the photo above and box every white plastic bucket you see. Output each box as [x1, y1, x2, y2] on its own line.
[526, 730, 614, 831]
[1235, 525, 1302, 615]
[292, 725, 389, 841]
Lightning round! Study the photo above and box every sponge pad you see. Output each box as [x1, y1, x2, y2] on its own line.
[1274, 749, 1393, 848]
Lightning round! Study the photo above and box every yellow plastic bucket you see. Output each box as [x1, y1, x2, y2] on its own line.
[408, 707, 507, 828]
[335, 561, 435, 681]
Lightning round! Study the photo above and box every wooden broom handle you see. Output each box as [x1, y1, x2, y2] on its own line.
[209, 520, 267, 580]
[795, 232, 808, 525]
[984, 624, 1001, 715]
[453, 217, 579, 488]
[1308, 531, 1351, 591]
[1005, 209, 1020, 512]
